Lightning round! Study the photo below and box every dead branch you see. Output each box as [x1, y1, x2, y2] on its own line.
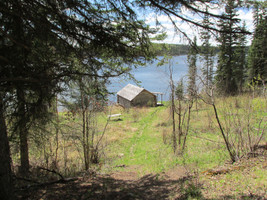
[14, 175, 40, 184]
[37, 166, 64, 180]
[17, 177, 78, 191]
[190, 132, 224, 144]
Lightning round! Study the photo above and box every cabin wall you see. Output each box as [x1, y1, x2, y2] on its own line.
[132, 91, 156, 107]
[117, 96, 131, 108]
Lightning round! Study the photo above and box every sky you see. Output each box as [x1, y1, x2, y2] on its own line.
[142, 3, 255, 46]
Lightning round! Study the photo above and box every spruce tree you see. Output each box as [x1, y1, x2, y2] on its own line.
[175, 79, 184, 100]
[216, 0, 243, 95]
[247, 3, 267, 84]
[187, 36, 198, 99]
[0, 94, 14, 200]
[235, 22, 247, 92]
[0, 0, 155, 177]
[200, 12, 215, 90]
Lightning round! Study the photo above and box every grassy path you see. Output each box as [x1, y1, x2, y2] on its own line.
[112, 107, 174, 175]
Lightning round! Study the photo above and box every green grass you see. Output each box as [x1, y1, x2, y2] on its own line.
[102, 94, 266, 176]
[201, 156, 267, 199]
[11, 94, 266, 199]
[107, 106, 175, 174]
[105, 104, 227, 175]
[14, 95, 267, 175]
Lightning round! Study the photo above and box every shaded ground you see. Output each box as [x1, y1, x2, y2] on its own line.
[16, 166, 190, 200]
[15, 156, 267, 200]
[15, 105, 267, 199]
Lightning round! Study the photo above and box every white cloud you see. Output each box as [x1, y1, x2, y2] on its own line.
[237, 9, 254, 31]
[146, 6, 255, 46]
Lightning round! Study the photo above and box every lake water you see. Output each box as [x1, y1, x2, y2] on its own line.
[107, 55, 203, 102]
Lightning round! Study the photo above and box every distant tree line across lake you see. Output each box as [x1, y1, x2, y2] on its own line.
[150, 43, 251, 57]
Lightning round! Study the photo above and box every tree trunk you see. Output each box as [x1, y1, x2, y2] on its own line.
[178, 100, 182, 145]
[212, 103, 236, 162]
[80, 86, 89, 170]
[17, 88, 30, 176]
[54, 97, 59, 170]
[85, 109, 90, 170]
[0, 94, 14, 200]
[182, 101, 193, 151]
[170, 66, 177, 153]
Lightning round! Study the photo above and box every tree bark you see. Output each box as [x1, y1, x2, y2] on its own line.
[0, 94, 14, 199]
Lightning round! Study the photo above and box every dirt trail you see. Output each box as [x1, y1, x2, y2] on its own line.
[16, 157, 267, 200]
[17, 165, 191, 200]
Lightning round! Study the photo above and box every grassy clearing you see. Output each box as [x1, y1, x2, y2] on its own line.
[11, 94, 266, 198]
[102, 94, 266, 175]
[98, 94, 266, 199]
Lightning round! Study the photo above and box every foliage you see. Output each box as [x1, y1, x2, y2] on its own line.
[61, 77, 109, 170]
[200, 83, 266, 162]
[170, 63, 193, 154]
[1, 1, 265, 198]
[150, 42, 218, 59]
[0, 0, 156, 176]
[200, 11, 215, 90]
[235, 22, 247, 92]
[175, 79, 184, 100]
[187, 37, 198, 99]
[0, 95, 14, 199]
[246, 75, 266, 97]
[9, 94, 266, 188]
[247, 6, 267, 84]
[216, 0, 239, 95]
[151, 43, 191, 56]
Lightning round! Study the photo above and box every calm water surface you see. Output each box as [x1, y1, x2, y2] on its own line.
[107, 55, 204, 102]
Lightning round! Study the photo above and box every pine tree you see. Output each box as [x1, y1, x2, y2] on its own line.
[187, 36, 198, 99]
[200, 12, 215, 90]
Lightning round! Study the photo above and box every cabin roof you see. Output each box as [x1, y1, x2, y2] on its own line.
[117, 84, 151, 101]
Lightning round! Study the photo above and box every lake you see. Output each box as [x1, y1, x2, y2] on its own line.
[107, 55, 205, 102]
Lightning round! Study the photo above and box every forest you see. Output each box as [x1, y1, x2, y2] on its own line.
[151, 43, 220, 56]
[0, 0, 266, 199]
[152, 43, 192, 55]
